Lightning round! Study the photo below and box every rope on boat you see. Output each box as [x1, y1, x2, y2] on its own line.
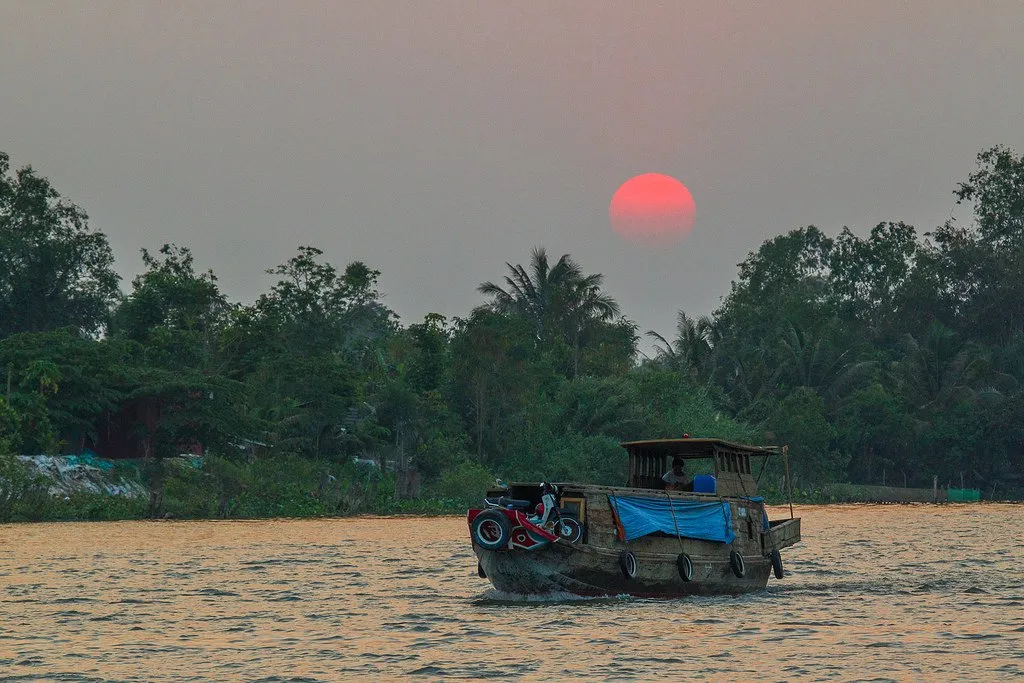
[712, 488, 732, 540]
[755, 449, 770, 486]
[663, 491, 686, 555]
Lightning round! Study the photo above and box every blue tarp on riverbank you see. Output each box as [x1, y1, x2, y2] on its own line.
[609, 496, 736, 543]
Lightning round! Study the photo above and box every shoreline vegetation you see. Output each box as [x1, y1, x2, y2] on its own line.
[2, 452, 1015, 525]
[0, 464, 1011, 528]
[2, 147, 1024, 523]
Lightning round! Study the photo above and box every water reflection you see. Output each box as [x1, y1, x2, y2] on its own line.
[0, 506, 1021, 680]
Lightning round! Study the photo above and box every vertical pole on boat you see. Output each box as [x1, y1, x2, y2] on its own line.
[782, 445, 794, 520]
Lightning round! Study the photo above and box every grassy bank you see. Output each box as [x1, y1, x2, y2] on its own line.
[3, 453, 1018, 524]
[759, 483, 1022, 505]
[0, 454, 481, 523]
[7, 492, 470, 523]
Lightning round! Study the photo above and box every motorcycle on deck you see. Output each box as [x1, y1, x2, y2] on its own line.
[470, 491, 583, 550]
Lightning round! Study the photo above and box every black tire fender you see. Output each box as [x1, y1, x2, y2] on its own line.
[471, 510, 512, 551]
[619, 550, 638, 579]
[770, 549, 784, 579]
[729, 550, 746, 578]
[677, 553, 694, 582]
[477, 561, 487, 578]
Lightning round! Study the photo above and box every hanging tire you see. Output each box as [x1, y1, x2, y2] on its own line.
[770, 549, 784, 579]
[619, 550, 638, 579]
[677, 553, 694, 582]
[729, 550, 746, 578]
[477, 561, 487, 578]
[556, 517, 583, 544]
[471, 510, 511, 550]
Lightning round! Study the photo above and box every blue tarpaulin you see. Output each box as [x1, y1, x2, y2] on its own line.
[609, 495, 736, 543]
[742, 496, 770, 531]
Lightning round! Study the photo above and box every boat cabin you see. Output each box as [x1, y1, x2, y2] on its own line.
[490, 437, 777, 508]
[621, 438, 775, 497]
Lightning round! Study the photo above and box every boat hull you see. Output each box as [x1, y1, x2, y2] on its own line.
[474, 542, 771, 598]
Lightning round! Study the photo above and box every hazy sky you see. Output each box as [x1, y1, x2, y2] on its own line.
[3, 2, 1024, 348]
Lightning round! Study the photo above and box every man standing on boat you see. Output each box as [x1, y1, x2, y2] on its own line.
[662, 457, 693, 491]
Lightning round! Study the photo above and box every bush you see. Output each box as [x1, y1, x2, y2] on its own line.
[427, 460, 494, 506]
[162, 458, 219, 518]
[13, 492, 148, 522]
[377, 496, 464, 515]
[0, 452, 35, 522]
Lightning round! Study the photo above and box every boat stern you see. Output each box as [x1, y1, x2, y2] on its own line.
[764, 517, 801, 551]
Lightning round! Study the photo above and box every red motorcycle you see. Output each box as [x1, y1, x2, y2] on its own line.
[469, 495, 583, 551]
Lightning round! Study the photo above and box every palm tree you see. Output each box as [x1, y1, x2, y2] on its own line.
[775, 320, 874, 406]
[561, 274, 621, 377]
[648, 311, 716, 380]
[722, 345, 775, 419]
[898, 320, 983, 411]
[478, 247, 579, 336]
[478, 247, 620, 377]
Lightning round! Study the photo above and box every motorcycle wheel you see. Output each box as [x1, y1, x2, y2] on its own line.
[556, 517, 583, 544]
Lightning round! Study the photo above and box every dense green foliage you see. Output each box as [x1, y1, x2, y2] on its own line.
[648, 147, 1024, 494]
[1, 147, 1022, 519]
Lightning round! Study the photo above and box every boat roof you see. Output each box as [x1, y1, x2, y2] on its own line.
[619, 438, 777, 458]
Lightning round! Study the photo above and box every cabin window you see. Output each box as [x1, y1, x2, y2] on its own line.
[628, 449, 670, 489]
[560, 497, 586, 524]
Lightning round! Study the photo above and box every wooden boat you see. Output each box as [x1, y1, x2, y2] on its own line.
[467, 438, 801, 597]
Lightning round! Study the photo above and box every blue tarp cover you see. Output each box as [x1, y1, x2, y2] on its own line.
[609, 496, 736, 543]
[742, 496, 770, 531]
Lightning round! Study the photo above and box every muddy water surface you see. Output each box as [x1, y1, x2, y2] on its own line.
[1, 505, 1022, 681]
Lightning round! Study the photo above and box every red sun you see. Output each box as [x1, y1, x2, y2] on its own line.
[609, 173, 696, 245]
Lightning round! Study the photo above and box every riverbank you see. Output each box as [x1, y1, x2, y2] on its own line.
[0, 453, 481, 523]
[1, 453, 1019, 523]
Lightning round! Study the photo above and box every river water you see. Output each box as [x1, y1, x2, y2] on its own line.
[0, 504, 1021, 681]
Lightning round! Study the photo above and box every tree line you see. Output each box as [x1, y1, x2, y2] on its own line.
[1, 146, 1022, 517]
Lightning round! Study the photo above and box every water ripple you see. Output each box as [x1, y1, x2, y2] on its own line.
[0, 505, 1020, 680]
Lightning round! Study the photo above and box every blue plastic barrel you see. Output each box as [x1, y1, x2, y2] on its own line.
[693, 474, 716, 494]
